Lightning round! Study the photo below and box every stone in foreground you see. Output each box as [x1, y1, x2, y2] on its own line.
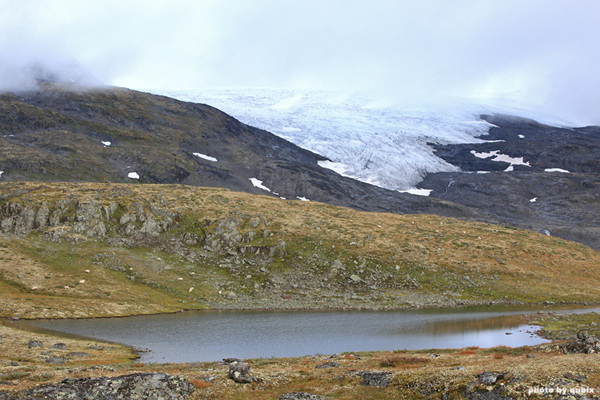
[0, 373, 194, 400]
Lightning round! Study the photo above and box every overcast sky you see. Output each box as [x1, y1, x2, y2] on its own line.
[1, 0, 599, 124]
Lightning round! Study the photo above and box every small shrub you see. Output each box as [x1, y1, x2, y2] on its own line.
[190, 378, 211, 389]
[27, 373, 54, 382]
[0, 372, 31, 381]
[380, 355, 429, 368]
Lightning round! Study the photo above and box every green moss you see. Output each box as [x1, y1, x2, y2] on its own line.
[531, 312, 600, 340]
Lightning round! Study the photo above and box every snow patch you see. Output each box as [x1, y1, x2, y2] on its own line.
[545, 168, 570, 173]
[249, 178, 271, 192]
[493, 153, 529, 166]
[476, 171, 491, 174]
[470, 150, 530, 170]
[101, 141, 111, 147]
[0, 171, 4, 178]
[193, 153, 218, 162]
[400, 188, 432, 197]
[296, 196, 310, 201]
[128, 172, 140, 179]
[530, 197, 537, 203]
[518, 134, 525, 139]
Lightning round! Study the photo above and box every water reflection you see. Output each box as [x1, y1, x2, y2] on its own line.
[422, 314, 527, 335]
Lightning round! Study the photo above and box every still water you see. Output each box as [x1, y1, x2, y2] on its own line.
[21, 306, 587, 363]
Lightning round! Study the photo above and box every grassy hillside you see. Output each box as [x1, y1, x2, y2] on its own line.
[1, 181, 599, 319]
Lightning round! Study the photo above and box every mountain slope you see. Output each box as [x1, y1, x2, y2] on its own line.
[420, 115, 600, 250]
[0, 83, 476, 219]
[151, 89, 600, 251]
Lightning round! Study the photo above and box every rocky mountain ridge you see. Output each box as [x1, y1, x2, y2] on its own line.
[420, 114, 600, 250]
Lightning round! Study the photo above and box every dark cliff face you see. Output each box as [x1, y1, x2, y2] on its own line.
[420, 114, 600, 250]
[0, 83, 477, 219]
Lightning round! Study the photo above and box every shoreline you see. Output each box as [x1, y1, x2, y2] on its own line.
[9, 304, 600, 361]
[1, 305, 599, 399]
[3, 298, 598, 322]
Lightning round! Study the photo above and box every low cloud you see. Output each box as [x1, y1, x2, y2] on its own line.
[1, 0, 599, 124]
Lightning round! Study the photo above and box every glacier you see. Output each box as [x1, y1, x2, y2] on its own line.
[149, 88, 574, 191]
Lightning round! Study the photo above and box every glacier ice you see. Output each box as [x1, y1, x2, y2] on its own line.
[151, 88, 572, 191]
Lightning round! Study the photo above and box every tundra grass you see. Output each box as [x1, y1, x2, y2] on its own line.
[1, 181, 600, 320]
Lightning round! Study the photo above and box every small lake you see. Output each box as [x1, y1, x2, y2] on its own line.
[22, 305, 595, 363]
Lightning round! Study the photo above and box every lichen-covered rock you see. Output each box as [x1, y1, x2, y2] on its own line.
[360, 371, 393, 387]
[104, 202, 118, 220]
[478, 372, 498, 385]
[2, 372, 194, 399]
[76, 201, 102, 222]
[66, 352, 90, 358]
[119, 212, 136, 225]
[315, 361, 339, 369]
[279, 393, 323, 400]
[226, 291, 237, 300]
[14, 206, 37, 235]
[34, 203, 50, 229]
[228, 362, 254, 383]
[0, 216, 14, 233]
[562, 331, 600, 354]
[140, 217, 162, 236]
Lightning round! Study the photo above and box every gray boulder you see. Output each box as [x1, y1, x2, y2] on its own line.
[0, 373, 194, 399]
[360, 371, 393, 387]
[478, 372, 498, 385]
[228, 362, 254, 384]
[562, 331, 600, 354]
[315, 361, 339, 369]
[279, 393, 323, 400]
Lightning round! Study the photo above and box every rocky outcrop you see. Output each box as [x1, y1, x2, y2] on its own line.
[0, 373, 194, 400]
[228, 361, 255, 384]
[360, 371, 393, 387]
[562, 332, 600, 354]
[0, 196, 179, 243]
[315, 361, 339, 369]
[466, 371, 515, 400]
